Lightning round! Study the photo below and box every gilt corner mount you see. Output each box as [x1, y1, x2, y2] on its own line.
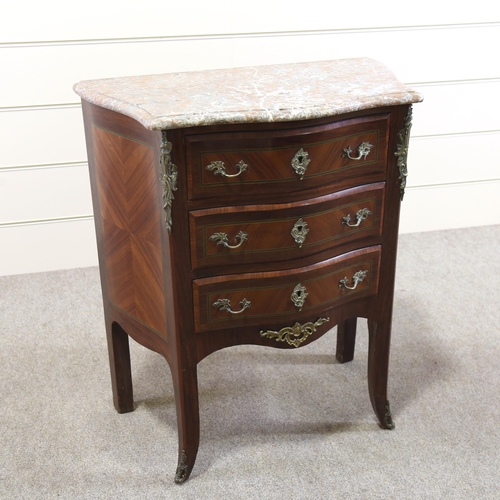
[394, 105, 413, 201]
[160, 131, 178, 233]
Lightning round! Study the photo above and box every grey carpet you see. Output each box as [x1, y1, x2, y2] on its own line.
[1, 226, 499, 499]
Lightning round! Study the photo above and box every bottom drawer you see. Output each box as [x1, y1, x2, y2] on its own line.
[193, 246, 380, 333]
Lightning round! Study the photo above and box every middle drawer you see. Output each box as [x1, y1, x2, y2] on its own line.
[189, 183, 384, 270]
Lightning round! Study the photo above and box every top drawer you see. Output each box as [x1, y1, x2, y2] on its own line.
[186, 114, 390, 201]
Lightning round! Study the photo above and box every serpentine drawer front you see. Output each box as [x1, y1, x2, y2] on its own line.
[189, 183, 384, 270]
[75, 58, 422, 483]
[186, 114, 389, 201]
[193, 246, 381, 333]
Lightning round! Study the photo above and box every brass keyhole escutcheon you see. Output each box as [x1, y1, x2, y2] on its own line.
[291, 148, 311, 180]
[291, 218, 309, 248]
[291, 283, 308, 311]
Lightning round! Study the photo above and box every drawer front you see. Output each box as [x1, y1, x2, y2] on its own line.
[186, 114, 389, 201]
[193, 246, 381, 333]
[189, 183, 384, 270]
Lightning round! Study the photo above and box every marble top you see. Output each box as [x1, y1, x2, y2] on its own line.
[73, 58, 423, 130]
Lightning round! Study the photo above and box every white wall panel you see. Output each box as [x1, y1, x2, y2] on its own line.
[0, 106, 86, 168]
[2, 1, 499, 43]
[228, 25, 500, 86]
[408, 132, 500, 187]
[0, 38, 233, 108]
[232, 3, 499, 34]
[411, 81, 500, 137]
[1, 0, 498, 275]
[0, 218, 98, 276]
[399, 181, 500, 234]
[3, 25, 500, 107]
[0, 164, 92, 223]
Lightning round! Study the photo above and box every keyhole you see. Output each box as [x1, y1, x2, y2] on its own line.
[297, 156, 304, 164]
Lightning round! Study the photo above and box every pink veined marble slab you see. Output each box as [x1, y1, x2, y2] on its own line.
[73, 58, 423, 130]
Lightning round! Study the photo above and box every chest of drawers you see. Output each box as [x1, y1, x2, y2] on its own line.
[75, 58, 422, 483]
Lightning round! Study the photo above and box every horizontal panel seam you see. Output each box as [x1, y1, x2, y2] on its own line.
[0, 161, 87, 172]
[407, 178, 500, 190]
[1, 21, 499, 47]
[409, 78, 500, 87]
[0, 103, 81, 113]
[0, 215, 94, 228]
[412, 129, 500, 139]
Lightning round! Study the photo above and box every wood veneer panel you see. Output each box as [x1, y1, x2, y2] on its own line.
[124, 140, 160, 247]
[102, 218, 134, 314]
[94, 128, 129, 231]
[131, 234, 165, 334]
[92, 125, 166, 337]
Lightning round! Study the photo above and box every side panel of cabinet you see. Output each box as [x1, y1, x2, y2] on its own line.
[92, 125, 167, 337]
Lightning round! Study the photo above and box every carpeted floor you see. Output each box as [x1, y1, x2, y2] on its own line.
[1, 225, 499, 499]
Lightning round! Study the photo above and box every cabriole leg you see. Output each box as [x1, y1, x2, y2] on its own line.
[367, 319, 395, 429]
[170, 360, 200, 484]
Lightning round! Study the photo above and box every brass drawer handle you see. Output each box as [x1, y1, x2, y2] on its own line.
[342, 208, 371, 228]
[291, 283, 308, 311]
[339, 270, 368, 290]
[206, 160, 248, 178]
[342, 141, 373, 161]
[212, 298, 251, 314]
[291, 148, 311, 180]
[209, 231, 248, 249]
[291, 218, 309, 247]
